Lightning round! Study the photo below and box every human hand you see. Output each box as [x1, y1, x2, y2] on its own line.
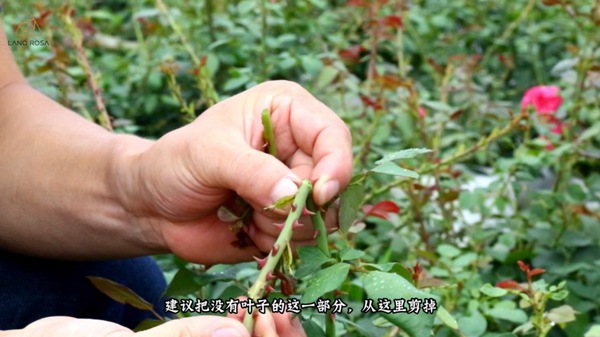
[117, 81, 352, 264]
[2, 311, 306, 337]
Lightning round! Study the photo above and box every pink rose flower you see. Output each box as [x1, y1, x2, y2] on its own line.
[418, 107, 426, 118]
[521, 86, 563, 115]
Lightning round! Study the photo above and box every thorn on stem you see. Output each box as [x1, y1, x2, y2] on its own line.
[272, 244, 280, 256]
[273, 223, 285, 231]
[302, 207, 315, 215]
[313, 230, 320, 239]
[292, 220, 304, 230]
[291, 203, 297, 212]
[253, 256, 267, 269]
[266, 271, 276, 281]
[265, 284, 275, 293]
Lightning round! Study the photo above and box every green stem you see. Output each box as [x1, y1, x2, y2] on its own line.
[156, 0, 219, 106]
[325, 313, 336, 337]
[243, 180, 313, 333]
[261, 109, 278, 157]
[478, 0, 537, 69]
[307, 198, 335, 336]
[307, 198, 330, 258]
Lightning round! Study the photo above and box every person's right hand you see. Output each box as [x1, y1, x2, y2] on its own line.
[2, 311, 306, 337]
[115, 81, 353, 265]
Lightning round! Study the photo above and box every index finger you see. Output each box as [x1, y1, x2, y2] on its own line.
[272, 84, 353, 205]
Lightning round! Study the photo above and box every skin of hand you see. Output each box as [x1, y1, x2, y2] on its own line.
[1, 310, 306, 337]
[115, 80, 353, 264]
[1, 19, 346, 337]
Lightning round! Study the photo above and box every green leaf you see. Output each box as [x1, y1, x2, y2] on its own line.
[263, 194, 295, 211]
[458, 310, 487, 337]
[296, 246, 335, 278]
[134, 319, 164, 332]
[361, 263, 413, 283]
[480, 284, 507, 297]
[302, 263, 350, 303]
[547, 305, 577, 324]
[223, 75, 250, 91]
[486, 307, 527, 324]
[302, 319, 326, 337]
[551, 289, 569, 301]
[421, 100, 454, 113]
[316, 66, 339, 90]
[364, 271, 439, 336]
[164, 267, 202, 297]
[437, 244, 461, 258]
[436, 306, 459, 330]
[585, 324, 600, 337]
[87, 276, 154, 311]
[371, 162, 419, 179]
[340, 248, 365, 261]
[566, 183, 586, 202]
[375, 148, 432, 165]
[338, 184, 365, 233]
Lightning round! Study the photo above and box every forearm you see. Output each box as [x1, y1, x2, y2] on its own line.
[0, 83, 164, 259]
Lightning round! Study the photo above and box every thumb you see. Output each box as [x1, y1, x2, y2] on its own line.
[219, 145, 300, 209]
[137, 316, 249, 337]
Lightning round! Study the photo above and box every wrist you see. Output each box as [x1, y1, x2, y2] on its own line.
[108, 134, 168, 254]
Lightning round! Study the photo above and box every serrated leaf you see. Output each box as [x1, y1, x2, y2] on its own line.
[339, 183, 365, 233]
[296, 246, 334, 278]
[87, 276, 154, 311]
[364, 271, 439, 336]
[375, 148, 432, 165]
[302, 263, 350, 303]
[263, 194, 295, 211]
[371, 162, 419, 178]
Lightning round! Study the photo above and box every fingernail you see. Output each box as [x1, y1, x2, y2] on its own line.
[318, 179, 339, 205]
[270, 175, 299, 204]
[213, 327, 243, 337]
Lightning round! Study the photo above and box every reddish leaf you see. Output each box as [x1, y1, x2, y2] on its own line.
[496, 280, 524, 291]
[362, 200, 400, 220]
[360, 96, 382, 110]
[381, 15, 403, 28]
[409, 262, 423, 284]
[339, 45, 364, 62]
[529, 268, 546, 277]
[517, 260, 530, 273]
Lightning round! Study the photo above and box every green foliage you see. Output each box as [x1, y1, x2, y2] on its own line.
[4, 0, 600, 335]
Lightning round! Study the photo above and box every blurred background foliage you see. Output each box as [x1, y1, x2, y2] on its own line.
[3, 0, 600, 336]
